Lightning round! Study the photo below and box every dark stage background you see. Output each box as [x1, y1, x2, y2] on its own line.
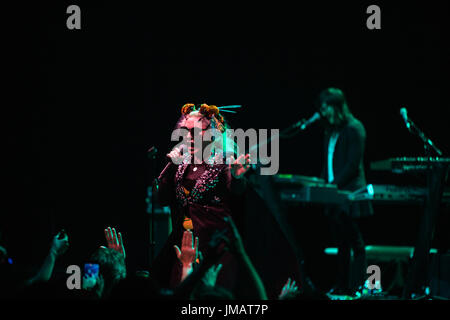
[4, 2, 449, 291]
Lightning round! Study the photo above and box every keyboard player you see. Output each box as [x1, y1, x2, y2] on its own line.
[317, 88, 374, 295]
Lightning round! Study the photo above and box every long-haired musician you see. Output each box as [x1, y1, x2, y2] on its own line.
[317, 88, 374, 295]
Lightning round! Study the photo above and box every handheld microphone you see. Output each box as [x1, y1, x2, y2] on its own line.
[174, 144, 187, 154]
[299, 112, 321, 130]
[400, 108, 411, 129]
[166, 144, 188, 164]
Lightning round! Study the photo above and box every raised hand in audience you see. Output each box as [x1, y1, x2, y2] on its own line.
[26, 230, 69, 286]
[101, 227, 125, 259]
[279, 277, 299, 300]
[201, 264, 223, 287]
[174, 230, 199, 282]
[50, 229, 69, 257]
[172, 230, 226, 298]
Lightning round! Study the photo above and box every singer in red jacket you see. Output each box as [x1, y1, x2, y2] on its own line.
[151, 103, 251, 290]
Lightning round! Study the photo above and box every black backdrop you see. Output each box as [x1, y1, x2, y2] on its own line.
[3, 1, 449, 291]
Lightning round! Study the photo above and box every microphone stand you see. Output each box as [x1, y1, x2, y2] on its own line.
[147, 146, 158, 267]
[248, 117, 318, 294]
[405, 118, 442, 157]
[279, 118, 308, 138]
[247, 116, 309, 155]
[401, 118, 448, 300]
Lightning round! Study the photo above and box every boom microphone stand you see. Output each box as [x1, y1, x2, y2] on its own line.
[250, 114, 321, 294]
[399, 109, 448, 300]
[147, 146, 158, 267]
[401, 108, 442, 157]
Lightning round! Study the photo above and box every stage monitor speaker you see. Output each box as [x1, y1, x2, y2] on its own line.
[149, 208, 171, 261]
